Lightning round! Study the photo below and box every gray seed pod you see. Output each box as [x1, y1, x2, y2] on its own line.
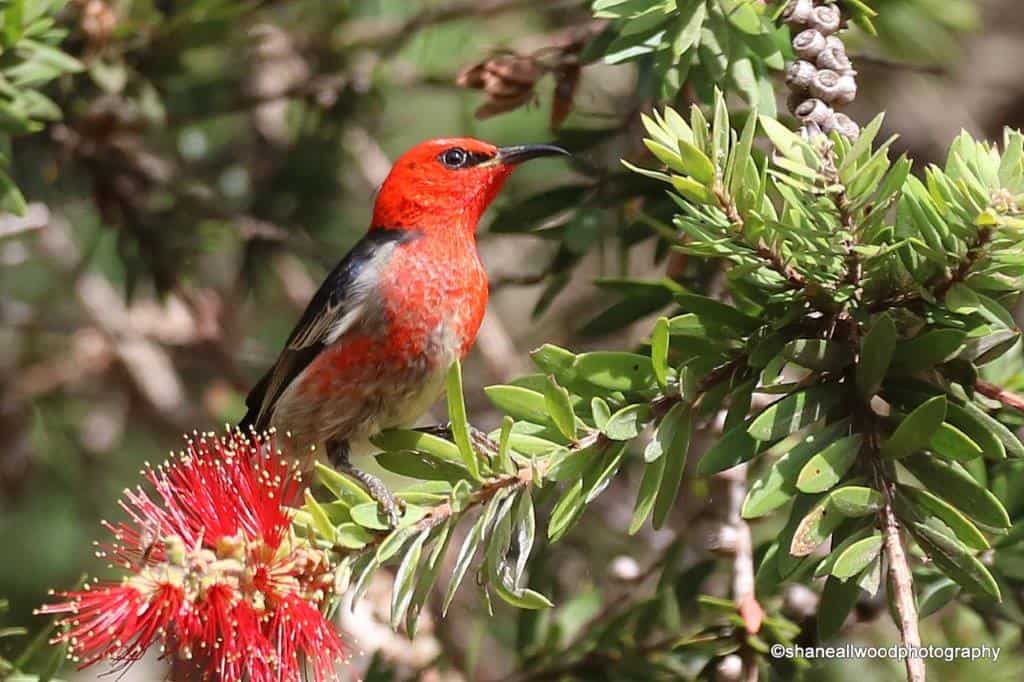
[810, 69, 857, 106]
[795, 97, 834, 127]
[809, 4, 842, 35]
[817, 47, 854, 75]
[824, 34, 846, 54]
[832, 112, 861, 139]
[782, 0, 814, 27]
[787, 90, 808, 115]
[793, 29, 827, 60]
[786, 60, 818, 92]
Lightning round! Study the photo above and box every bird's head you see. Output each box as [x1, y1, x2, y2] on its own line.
[372, 137, 568, 233]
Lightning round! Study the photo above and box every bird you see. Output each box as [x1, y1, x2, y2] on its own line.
[240, 138, 568, 523]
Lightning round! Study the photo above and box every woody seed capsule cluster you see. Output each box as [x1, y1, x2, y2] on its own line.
[782, 0, 860, 140]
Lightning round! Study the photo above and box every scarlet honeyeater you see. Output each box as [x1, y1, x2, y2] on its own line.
[240, 138, 567, 520]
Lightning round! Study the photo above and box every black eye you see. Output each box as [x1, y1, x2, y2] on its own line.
[440, 147, 469, 168]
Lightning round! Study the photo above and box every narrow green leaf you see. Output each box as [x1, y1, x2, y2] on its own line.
[898, 484, 989, 550]
[653, 404, 693, 529]
[574, 352, 657, 392]
[929, 422, 982, 461]
[748, 385, 841, 442]
[651, 316, 670, 390]
[447, 361, 481, 480]
[903, 454, 1010, 528]
[630, 456, 666, 534]
[832, 534, 884, 580]
[697, 422, 762, 475]
[797, 435, 863, 493]
[910, 522, 1001, 600]
[857, 313, 897, 397]
[485, 385, 549, 424]
[391, 530, 428, 628]
[880, 396, 947, 459]
[782, 339, 854, 372]
[678, 138, 716, 184]
[544, 376, 577, 440]
[829, 486, 883, 517]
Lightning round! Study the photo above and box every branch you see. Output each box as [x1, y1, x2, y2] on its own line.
[873, 460, 926, 682]
[974, 379, 1024, 413]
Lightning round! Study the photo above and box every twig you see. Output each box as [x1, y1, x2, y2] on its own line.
[873, 460, 926, 682]
[974, 379, 1024, 413]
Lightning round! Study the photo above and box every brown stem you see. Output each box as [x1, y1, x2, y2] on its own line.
[974, 379, 1024, 413]
[872, 458, 926, 682]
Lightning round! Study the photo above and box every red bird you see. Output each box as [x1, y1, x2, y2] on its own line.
[241, 138, 567, 521]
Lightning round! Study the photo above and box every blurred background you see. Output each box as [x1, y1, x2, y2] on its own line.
[2, 0, 1024, 680]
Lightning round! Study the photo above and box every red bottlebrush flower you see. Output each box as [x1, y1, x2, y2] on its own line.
[37, 431, 346, 681]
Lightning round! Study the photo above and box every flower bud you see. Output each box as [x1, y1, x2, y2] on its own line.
[810, 69, 857, 106]
[786, 60, 818, 91]
[810, 4, 842, 35]
[793, 28, 827, 60]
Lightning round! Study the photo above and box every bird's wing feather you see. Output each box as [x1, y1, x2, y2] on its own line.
[239, 229, 418, 432]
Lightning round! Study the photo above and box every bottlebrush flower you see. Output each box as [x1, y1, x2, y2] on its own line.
[37, 430, 346, 681]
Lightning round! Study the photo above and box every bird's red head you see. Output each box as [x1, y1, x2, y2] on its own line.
[371, 137, 567, 233]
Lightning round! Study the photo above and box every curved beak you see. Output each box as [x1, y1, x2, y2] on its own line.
[496, 144, 570, 165]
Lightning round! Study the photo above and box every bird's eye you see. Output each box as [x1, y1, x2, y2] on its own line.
[440, 147, 469, 169]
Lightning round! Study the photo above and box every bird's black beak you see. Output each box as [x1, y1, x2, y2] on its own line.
[496, 144, 570, 165]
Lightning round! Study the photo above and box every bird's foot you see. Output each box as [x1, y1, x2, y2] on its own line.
[349, 467, 404, 528]
[327, 440, 403, 528]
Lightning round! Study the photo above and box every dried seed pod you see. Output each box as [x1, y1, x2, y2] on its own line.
[825, 35, 846, 54]
[810, 69, 857, 106]
[781, 0, 814, 27]
[810, 4, 842, 35]
[787, 90, 808, 115]
[550, 62, 581, 129]
[456, 62, 488, 89]
[794, 97, 834, 127]
[816, 47, 853, 75]
[484, 55, 542, 88]
[785, 60, 818, 91]
[792, 29, 827, 60]
[831, 112, 861, 139]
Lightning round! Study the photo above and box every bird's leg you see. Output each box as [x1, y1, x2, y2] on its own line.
[417, 422, 499, 458]
[326, 439, 403, 527]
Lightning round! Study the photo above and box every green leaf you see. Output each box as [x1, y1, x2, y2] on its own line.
[929, 422, 982, 461]
[797, 435, 863, 493]
[485, 385, 549, 424]
[910, 522, 1001, 600]
[391, 530, 428, 628]
[891, 330, 966, 374]
[677, 138, 716, 184]
[407, 523, 454, 636]
[829, 486, 883, 517]
[902, 454, 1010, 528]
[591, 396, 611, 430]
[790, 497, 846, 556]
[630, 455, 666, 534]
[442, 512, 486, 616]
[674, 293, 761, 334]
[898, 485, 989, 550]
[447, 361, 481, 480]
[303, 490, 336, 543]
[544, 376, 577, 440]
[651, 316, 670, 390]
[604, 403, 651, 440]
[818, 575, 862, 640]
[670, 174, 716, 204]
[574, 352, 657, 392]
[376, 450, 471, 482]
[880, 396, 947, 459]
[831, 534, 884, 580]
[748, 385, 842, 442]
[497, 416, 515, 474]
[782, 339, 854, 372]
[697, 422, 762, 475]
[742, 420, 849, 518]
[653, 404, 693, 529]
[918, 578, 960, 619]
[957, 401, 1021, 458]
[856, 313, 897, 397]
[314, 462, 374, 506]
[372, 429, 463, 463]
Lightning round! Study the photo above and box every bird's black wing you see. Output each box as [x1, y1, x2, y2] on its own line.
[239, 229, 418, 432]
